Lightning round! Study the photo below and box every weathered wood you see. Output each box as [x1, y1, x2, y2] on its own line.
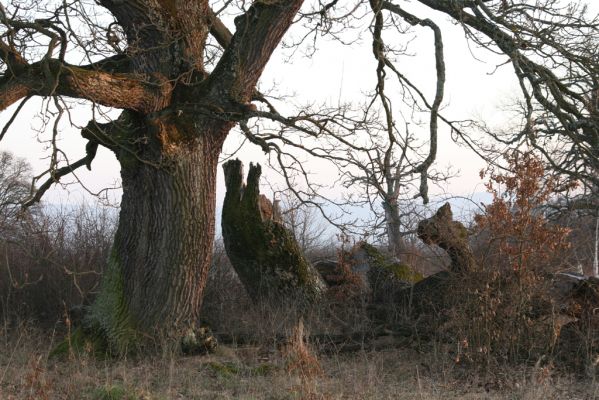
[221, 159, 326, 304]
[417, 203, 476, 273]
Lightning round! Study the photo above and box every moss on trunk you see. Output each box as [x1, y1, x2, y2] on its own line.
[84, 247, 139, 354]
[221, 159, 326, 304]
[67, 120, 222, 355]
[51, 246, 143, 358]
[417, 203, 476, 273]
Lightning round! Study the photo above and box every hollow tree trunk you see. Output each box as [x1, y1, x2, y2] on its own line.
[221, 160, 326, 304]
[86, 122, 223, 353]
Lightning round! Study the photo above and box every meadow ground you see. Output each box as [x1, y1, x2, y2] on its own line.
[1, 323, 597, 400]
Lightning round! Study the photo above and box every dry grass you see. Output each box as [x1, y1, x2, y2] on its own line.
[1, 323, 598, 400]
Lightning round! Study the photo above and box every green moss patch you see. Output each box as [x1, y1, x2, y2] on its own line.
[386, 263, 424, 283]
[49, 327, 108, 359]
[86, 247, 140, 355]
[207, 361, 240, 377]
[358, 242, 423, 283]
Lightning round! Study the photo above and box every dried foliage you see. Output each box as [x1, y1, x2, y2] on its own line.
[282, 319, 323, 379]
[476, 151, 573, 273]
[321, 237, 366, 303]
[447, 152, 574, 367]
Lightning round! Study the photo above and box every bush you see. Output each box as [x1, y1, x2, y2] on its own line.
[449, 152, 572, 367]
[0, 204, 115, 326]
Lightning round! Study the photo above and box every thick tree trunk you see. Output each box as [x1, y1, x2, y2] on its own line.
[1, 0, 305, 355]
[86, 123, 222, 353]
[594, 212, 599, 278]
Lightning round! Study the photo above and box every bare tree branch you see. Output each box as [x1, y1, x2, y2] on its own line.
[0, 60, 172, 113]
[207, 0, 304, 104]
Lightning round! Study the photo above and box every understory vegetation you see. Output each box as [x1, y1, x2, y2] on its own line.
[1, 153, 599, 399]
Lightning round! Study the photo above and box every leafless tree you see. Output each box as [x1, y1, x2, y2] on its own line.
[256, 0, 599, 259]
[0, 0, 304, 351]
[276, 190, 331, 257]
[446, 2, 599, 202]
[0, 151, 33, 236]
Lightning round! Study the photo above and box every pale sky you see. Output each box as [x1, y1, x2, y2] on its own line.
[0, 2, 524, 219]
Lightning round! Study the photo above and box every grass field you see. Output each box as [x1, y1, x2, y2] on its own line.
[1, 323, 597, 400]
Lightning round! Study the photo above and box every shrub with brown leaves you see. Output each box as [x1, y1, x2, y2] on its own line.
[449, 151, 574, 367]
[475, 151, 573, 274]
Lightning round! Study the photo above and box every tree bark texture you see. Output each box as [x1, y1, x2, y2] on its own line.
[85, 118, 224, 352]
[221, 159, 326, 304]
[417, 203, 476, 273]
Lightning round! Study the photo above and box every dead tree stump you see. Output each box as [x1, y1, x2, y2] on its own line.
[417, 203, 476, 273]
[221, 159, 326, 304]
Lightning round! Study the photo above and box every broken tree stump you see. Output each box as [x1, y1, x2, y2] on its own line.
[221, 159, 326, 304]
[384, 203, 475, 321]
[417, 203, 476, 273]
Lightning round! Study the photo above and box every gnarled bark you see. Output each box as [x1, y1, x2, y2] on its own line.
[67, 0, 302, 351]
[417, 203, 476, 273]
[221, 159, 326, 304]
[83, 118, 224, 352]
